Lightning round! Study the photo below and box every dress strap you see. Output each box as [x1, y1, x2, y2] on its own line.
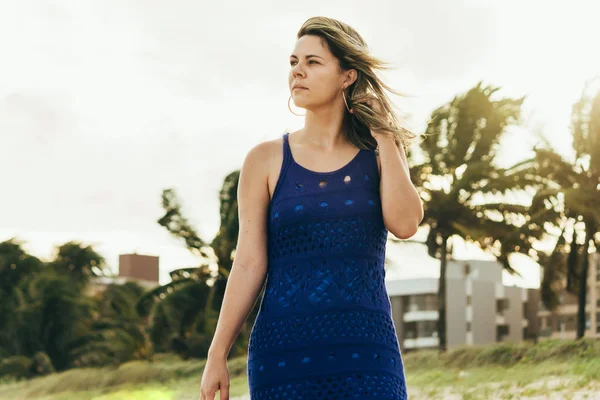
[269, 132, 294, 207]
[282, 132, 292, 162]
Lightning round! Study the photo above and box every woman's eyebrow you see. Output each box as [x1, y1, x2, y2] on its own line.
[289, 54, 324, 60]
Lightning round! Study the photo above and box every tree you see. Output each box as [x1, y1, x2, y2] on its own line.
[70, 281, 153, 367]
[9, 268, 96, 370]
[46, 241, 109, 287]
[411, 82, 560, 351]
[536, 80, 600, 338]
[0, 239, 150, 375]
[0, 238, 44, 358]
[139, 170, 253, 358]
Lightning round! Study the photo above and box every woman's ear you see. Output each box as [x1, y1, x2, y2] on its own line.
[351, 69, 358, 86]
[344, 69, 358, 88]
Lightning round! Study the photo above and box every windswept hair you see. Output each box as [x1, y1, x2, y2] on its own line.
[297, 16, 416, 151]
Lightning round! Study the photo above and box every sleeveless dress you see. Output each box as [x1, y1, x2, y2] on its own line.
[246, 132, 408, 399]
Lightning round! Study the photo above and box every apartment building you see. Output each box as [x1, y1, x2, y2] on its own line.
[537, 252, 600, 339]
[385, 259, 539, 351]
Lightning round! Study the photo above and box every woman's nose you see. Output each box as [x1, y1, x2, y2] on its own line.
[292, 64, 305, 77]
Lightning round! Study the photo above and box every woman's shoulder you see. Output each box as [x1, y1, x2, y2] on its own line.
[245, 134, 285, 162]
[240, 134, 287, 179]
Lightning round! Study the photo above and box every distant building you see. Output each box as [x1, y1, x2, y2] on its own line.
[118, 253, 159, 283]
[537, 252, 600, 339]
[385, 259, 540, 351]
[86, 253, 160, 296]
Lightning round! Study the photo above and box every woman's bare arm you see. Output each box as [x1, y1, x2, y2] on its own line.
[207, 142, 271, 360]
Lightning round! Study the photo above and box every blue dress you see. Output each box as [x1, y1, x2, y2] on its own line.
[247, 132, 408, 399]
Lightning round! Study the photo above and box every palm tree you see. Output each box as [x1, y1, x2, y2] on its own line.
[71, 281, 153, 367]
[10, 267, 96, 371]
[535, 80, 600, 338]
[0, 239, 150, 375]
[0, 238, 44, 358]
[411, 82, 560, 351]
[47, 240, 110, 286]
[139, 170, 251, 358]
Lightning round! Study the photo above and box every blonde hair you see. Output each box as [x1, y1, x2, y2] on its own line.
[297, 16, 416, 150]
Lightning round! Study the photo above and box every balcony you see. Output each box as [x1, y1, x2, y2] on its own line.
[404, 310, 439, 322]
[404, 336, 439, 349]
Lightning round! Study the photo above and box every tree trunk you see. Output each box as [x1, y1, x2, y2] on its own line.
[566, 229, 579, 295]
[437, 235, 449, 352]
[576, 227, 593, 339]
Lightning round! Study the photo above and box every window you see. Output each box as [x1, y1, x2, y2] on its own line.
[565, 315, 576, 331]
[559, 292, 580, 306]
[464, 263, 471, 276]
[496, 298, 509, 315]
[404, 321, 437, 339]
[404, 321, 417, 339]
[497, 324, 510, 341]
[539, 327, 552, 337]
[597, 313, 600, 333]
[466, 322, 472, 332]
[466, 296, 471, 306]
[417, 320, 437, 337]
[586, 313, 591, 330]
[403, 294, 438, 312]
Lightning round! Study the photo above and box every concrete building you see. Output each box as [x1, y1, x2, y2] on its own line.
[385, 259, 539, 351]
[118, 253, 160, 283]
[86, 253, 160, 296]
[537, 252, 600, 339]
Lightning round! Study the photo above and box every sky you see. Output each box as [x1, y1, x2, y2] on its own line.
[1, 0, 598, 286]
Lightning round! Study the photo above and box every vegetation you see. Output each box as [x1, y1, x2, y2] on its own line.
[409, 82, 560, 350]
[136, 171, 256, 360]
[1, 78, 599, 397]
[534, 78, 600, 338]
[0, 339, 598, 399]
[0, 239, 151, 376]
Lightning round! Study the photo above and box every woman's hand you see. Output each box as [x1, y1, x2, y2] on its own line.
[199, 354, 230, 400]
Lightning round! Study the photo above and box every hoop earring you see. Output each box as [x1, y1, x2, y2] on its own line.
[342, 88, 352, 113]
[288, 95, 306, 116]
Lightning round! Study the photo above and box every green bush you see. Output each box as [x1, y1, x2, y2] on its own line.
[403, 339, 600, 370]
[400, 349, 441, 370]
[0, 355, 34, 379]
[442, 346, 481, 368]
[472, 342, 530, 367]
[32, 351, 55, 375]
[522, 338, 600, 363]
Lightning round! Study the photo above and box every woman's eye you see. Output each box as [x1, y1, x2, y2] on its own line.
[290, 60, 318, 66]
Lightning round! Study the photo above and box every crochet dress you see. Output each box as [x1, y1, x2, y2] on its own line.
[246, 132, 408, 399]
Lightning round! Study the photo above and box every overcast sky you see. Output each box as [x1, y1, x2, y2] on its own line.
[1, 0, 598, 285]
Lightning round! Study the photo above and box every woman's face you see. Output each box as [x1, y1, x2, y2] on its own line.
[288, 35, 353, 111]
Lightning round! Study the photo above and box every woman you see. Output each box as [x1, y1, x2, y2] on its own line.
[200, 16, 423, 400]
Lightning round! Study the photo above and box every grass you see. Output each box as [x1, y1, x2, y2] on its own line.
[0, 354, 247, 400]
[400, 338, 600, 398]
[1, 339, 599, 399]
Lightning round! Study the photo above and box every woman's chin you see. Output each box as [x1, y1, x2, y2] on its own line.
[291, 94, 320, 111]
[292, 101, 310, 110]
